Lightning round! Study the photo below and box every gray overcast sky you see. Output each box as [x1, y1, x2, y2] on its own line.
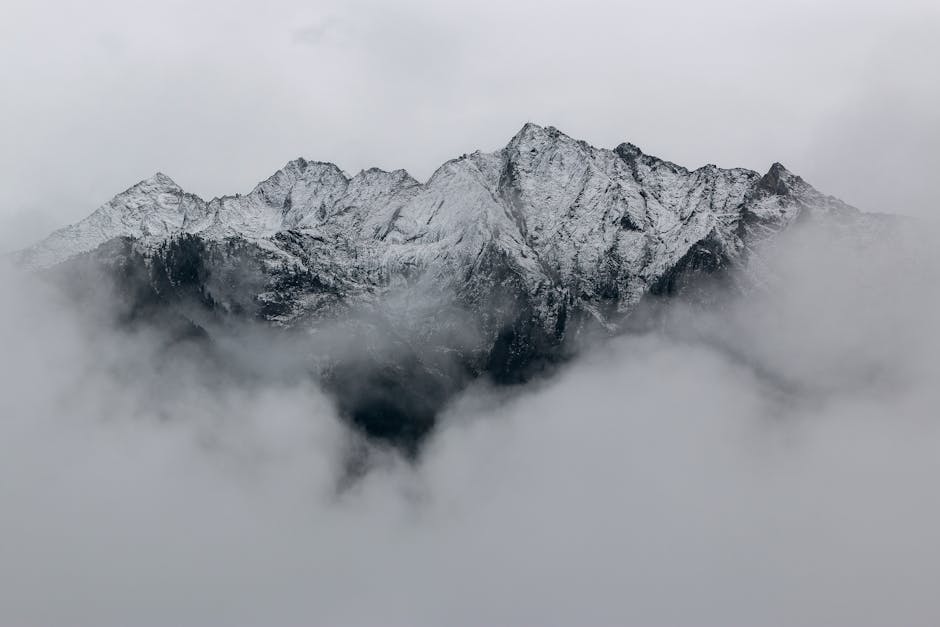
[1, 0, 938, 251]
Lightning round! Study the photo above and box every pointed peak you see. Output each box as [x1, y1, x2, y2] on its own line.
[615, 142, 692, 174]
[510, 121, 573, 140]
[518, 121, 545, 134]
[121, 172, 180, 195]
[282, 157, 346, 176]
[251, 158, 349, 200]
[614, 142, 645, 161]
[285, 157, 309, 170]
[508, 122, 547, 146]
[144, 172, 178, 187]
[508, 122, 580, 154]
[260, 158, 348, 186]
[758, 162, 800, 195]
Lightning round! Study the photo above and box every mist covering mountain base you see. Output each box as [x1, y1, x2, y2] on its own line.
[7, 124, 940, 626]
[4, 202, 939, 627]
[20, 124, 894, 452]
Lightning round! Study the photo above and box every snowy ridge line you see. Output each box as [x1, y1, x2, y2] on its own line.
[18, 123, 857, 273]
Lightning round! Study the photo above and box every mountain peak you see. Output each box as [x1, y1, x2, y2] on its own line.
[19, 127, 877, 452]
[507, 122, 582, 156]
[614, 142, 645, 161]
[112, 172, 182, 199]
[142, 172, 179, 188]
[509, 122, 547, 146]
[758, 162, 798, 195]
[21, 125, 865, 275]
[283, 157, 309, 171]
[516, 121, 545, 134]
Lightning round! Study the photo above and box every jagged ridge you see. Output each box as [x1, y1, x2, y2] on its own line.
[19, 123, 880, 451]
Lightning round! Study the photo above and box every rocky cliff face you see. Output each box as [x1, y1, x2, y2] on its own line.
[18, 124, 885, 451]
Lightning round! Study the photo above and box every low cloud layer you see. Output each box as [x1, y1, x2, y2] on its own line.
[1, 218, 939, 626]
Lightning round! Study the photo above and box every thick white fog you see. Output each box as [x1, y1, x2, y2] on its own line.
[1, 219, 938, 626]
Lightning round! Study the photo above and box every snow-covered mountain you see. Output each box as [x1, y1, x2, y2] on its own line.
[18, 123, 888, 449]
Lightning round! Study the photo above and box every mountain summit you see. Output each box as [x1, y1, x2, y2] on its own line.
[18, 124, 884, 449]
[22, 123, 861, 274]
